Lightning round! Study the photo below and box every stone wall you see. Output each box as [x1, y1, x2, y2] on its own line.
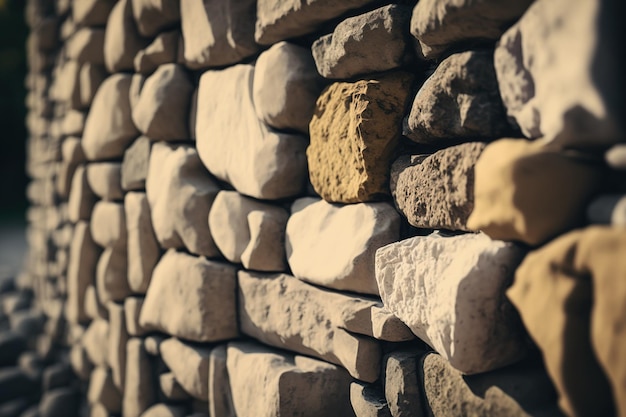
[5, 0, 625, 416]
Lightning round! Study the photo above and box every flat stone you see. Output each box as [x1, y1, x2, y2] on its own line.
[134, 31, 179, 74]
[87, 367, 122, 414]
[124, 297, 147, 336]
[107, 302, 128, 391]
[125, 192, 160, 293]
[350, 382, 391, 417]
[308, 72, 414, 203]
[466, 138, 605, 246]
[312, 5, 413, 79]
[180, 0, 259, 69]
[139, 249, 238, 342]
[160, 338, 211, 401]
[132, 64, 193, 141]
[122, 137, 151, 191]
[96, 247, 130, 303]
[159, 372, 190, 401]
[384, 350, 423, 417]
[208, 191, 288, 271]
[238, 270, 382, 382]
[79, 63, 107, 108]
[131, 0, 180, 37]
[67, 221, 101, 323]
[606, 144, 626, 170]
[494, 0, 622, 148]
[82, 319, 109, 367]
[104, 0, 149, 73]
[286, 197, 400, 295]
[255, 0, 376, 45]
[390, 143, 486, 231]
[66, 28, 105, 64]
[123, 338, 155, 417]
[68, 165, 97, 222]
[253, 41, 325, 133]
[90, 201, 126, 248]
[403, 51, 509, 145]
[39, 387, 79, 417]
[140, 404, 186, 417]
[376, 232, 527, 374]
[73, 0, 115, 26]
[146, 143, 220, 257]
[196, 64, 308, 200]
[410, 0, 533, 60]
[227, 341, 355, 417]
[208, 345, 235, 417]
[82, 74, 140, 161]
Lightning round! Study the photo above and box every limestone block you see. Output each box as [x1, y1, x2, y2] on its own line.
[146, 143, 220, 257]
[123, 338, 155, 417]
[410, 0, 533, 60]
[107, 302, 128, 391]
[370, 306, 415, 343]
[73, 0, 115, 27]
[226, 341, 355, 417]
[494, 0, 623, 147]
[62, 110, 87, 136]
[606, 144, 626, 170]
[134, 31, 179, 74]
[90, 201, 126, 249]
[390, 143, 486, 231]
[79, 63, 107, 108]
[208, 191, 288, 271]
[140, 404, 186, 417]
[132, 64, 193, 141]
[384, 350, 423, 417]
[160, 338, 211, 401]
[508, 227, 626, 417]
[104, 0, 149, 73]
[82, 74, 140, 161]
[66, 28, 105, 64]
[312, 5, 413, 79]
[255, 0, 376, 45]
[208, 345, 235, 417]
[122, 137, 151, 191]
[238, 271, 382, 382]
[180, 0, 259, 69]
[350, 382, 391, 417]
[466, 139, 605, 246]
[308, 72, 414, 203]
[124, 297, 147, 336]
[253, 41, 325, 133]
[139, 249, 238, 342]
[131, 0, 180, 38]
[376, 232, 527, 374]
[196, 64, 308, 200]
[96, 247, 130, 303]
[87, 367, 122, 414]
[404, 51, 509, 145]
[286, 198, 400, 295]
[125, 192, 160, 293]
[67, 221, 101, 323]
[82, 319, 109, 367]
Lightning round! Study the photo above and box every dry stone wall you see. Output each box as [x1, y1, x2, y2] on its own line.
[6, 0, 625, 416]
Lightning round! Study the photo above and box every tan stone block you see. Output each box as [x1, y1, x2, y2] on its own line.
[90, 201, 126, 248]
[125, 192, 160, 294]
[66, 221, 100, 323]
[160, 337, 211, 401]
[104, 0, 149, 73]
[68, 166, 97, 223]
[123, 338, 155, 417]
[86, 163, 123, 201]
[107, 302, 128, 391]
[96, 247, 130, 303]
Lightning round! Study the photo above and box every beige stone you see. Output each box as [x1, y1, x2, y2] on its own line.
[79, 63, 107, 108]
[107, 302, 128, 391]
[131, 0, 180, 38]
[86, 163, 123, 201]
[104, 0, 149, 73]
[84, 285, 107, 321]
[124, 297, 147, 337]
[350, 382, 391, 417]
[66, 28, 105, 64]
[384, 350, 424, 417]
[82, 319, 109, 367]
[134, 31, 179, 74]
[125, 192, 160, 293]
[159, 372, 190, 401]
[96, 247, 130, 303]
[73, 0, 115, 27]
[308, 72, 414, 203]
[87, 367, 122, 414]
[208, 345, 235, 417]
[68, 166, 97, 223]
[122, 136, 151, 191]
[160, 338, 211, 401]
[90, 201, 126, 249]
[70, 344, 93, 381]
[67, 221, 101, 323]
[123, 338, 155, 417]
[140, 404, 186, 417]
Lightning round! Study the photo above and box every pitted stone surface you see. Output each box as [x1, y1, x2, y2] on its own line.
[160, 338, 211, 401]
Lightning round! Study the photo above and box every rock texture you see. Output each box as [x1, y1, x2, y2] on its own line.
[308, 72, 414, 203]
[134, 31, 179, 74]
[90, 201, 126, 249]
[131, 0, 180, 38]
[86, 163, 123, 201]
[350, 382, 391, 417]
[121, 136, 151, 191]
[68, 166, 96, 222]
[67, 222, 101, 323]
[123, 338, 155, 417]
[96, 246, 130, 303]
[104, 0, 149, 73]
[160, 338, 211, 401]
[384, 350, 423, 417]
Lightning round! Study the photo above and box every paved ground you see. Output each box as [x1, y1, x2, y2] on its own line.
[0, 220, 27, 279]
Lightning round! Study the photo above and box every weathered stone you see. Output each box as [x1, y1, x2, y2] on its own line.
[82, 319, 109, 367]
[313, 5, 413, 79]
[160, 338, 211, 401]
[238, 271, 382, 382]
[131, 0, 180, 37]
[253, 41, 325, 133]
[286, 198, 400, 295]
[144, 335, 166, 356]
[466, 139, 605, 246]
[370, 306, 415, 342]
[134, 31, 179, 74]
[181, 0, 259, 69]
[78, 63, 107, 108]
[104, 0, 149, 73]
[140, 404, 186, 417]
[587, 195, 626, 226]
[68, 166, 97, 223]
[494, 0, 623, 148]
[350, 382, 391, 417]
[146, 143, 220, 257]
[376, 232, 527, 374]
[123, 338, 155, 417]
[404, 51, 509, 145]
[39, 387, 79, 417]
[63, 110, 87, 136]
[87, 367, 122, 414]
[73, 0, 115, 26]
[196, 64, 308, 200]
[122, 137, 151, 191]
[125, 192, 160, 293]
[390, 143, 486, 231]
[208, 345, 235, 417]
[384, 350, 423, 417]
[90, 201, 126, 248]
[96, 247, 130, 303]
[86, 163, 123, 201]
[85, 285, 108, 321]
[132, 64, 193, 141]
[67, 222, 101, 323]
[410, 0, 533, 60]
[227, 341, 355, 417]
[255, 0, 375, 45]
[606, 144, 626, 170]
[107, 302, 128, 391]
[82, 74, 140, 161]
[66, 28, 105, 64]
[308, 72, 414, 203]
[208, 191, 288, 271]
[508, 227, 626, 417]
[124, 297, 147, 336]
[70, 344, 93, 381]
[139, 249, 238, 342]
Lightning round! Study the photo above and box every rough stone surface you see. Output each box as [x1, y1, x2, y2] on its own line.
[208, 345, 235, 417]
[161, 337, 211, 401]
[384, 350, 424, 417]
[96, 247, 130, 303]
[123, 338, 155, 417]
[90, 201, 126, 248]
[139, 249, 238, 342]
[107, 302, 128, 391]
[180, 0, 259, 69]
[82, 74, 140, 161]
[104, 0, 149, 73]
[196, 64, 308, 200]
[125, 192, 160, 294]
[121, 136, 151, 191]
[208, 191, 288, 271]
[312, 5, 413, 79]
[253, 41, 325, 133]
[66, 28, 105, 65]
[67, 221, 101, 323]
[238, 270, 382, 382]
[308, 72, 414, 203]
[467, 138, 605, 246]
[131, 0, 180, 37]
[134, 31, 179, 74]
[227, 341, 355, 417]
[390, 143, 486, 231]
[350, 382, 391, 417]
[68, 166, 97, 222]
[410, 0, 533, 60]
[376, 232, 527, 374]
[286, 198, 400, 295]
[494, 0, 623, 148]
[404, 51, 509, 145]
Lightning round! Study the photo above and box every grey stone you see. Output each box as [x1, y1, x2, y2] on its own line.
[350, 382, 391, 417]
[123, 338, 156, 417]
[125, 192, 160, 293]
[131, 0, 180, 38]
[134, 31, 179, 74]
[104, 0, 149, 73]
[122, 136, 151, 191]
[384, 350, 424, 417]
[160, 338, 211, 401]
[208, 345, 235, 417]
